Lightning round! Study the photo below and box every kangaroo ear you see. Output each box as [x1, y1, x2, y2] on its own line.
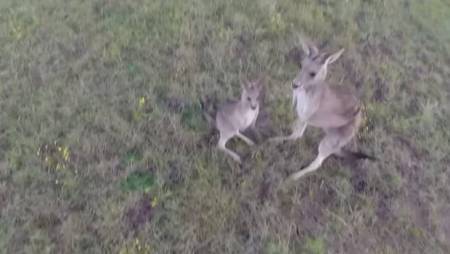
[315, 65, 328, 82]
[323, 48, 344, 66]
[301, 40, 319, 58]
[315, 49, 344, 81]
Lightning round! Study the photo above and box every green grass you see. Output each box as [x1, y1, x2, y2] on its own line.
[1, 0, 450, 253]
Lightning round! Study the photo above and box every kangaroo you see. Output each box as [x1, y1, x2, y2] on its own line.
[215, 78, 263, 163]
[273, 41, 375, 180]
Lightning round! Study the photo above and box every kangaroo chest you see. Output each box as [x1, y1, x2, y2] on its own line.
[294, 88, 312, 120]
[239, 107, 258, 130]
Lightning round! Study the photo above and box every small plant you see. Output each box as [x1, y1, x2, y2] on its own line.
[120, 170, 156, 193]
[303, 237, 326, 254]
[127, 63, 139, 77]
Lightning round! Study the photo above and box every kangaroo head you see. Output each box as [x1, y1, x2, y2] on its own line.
[292, 41, 344, 90]
[241, 78, 262, 111]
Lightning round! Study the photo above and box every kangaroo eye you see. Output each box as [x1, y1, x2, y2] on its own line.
[309, 72, 316, 78]
[247, 97, 251, 102]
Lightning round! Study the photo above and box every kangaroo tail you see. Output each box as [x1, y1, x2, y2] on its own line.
[340, 149, 377, 161]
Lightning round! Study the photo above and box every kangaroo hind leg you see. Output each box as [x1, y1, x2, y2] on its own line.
[290, 132, 341, 180]
[217, 132, 241, 163]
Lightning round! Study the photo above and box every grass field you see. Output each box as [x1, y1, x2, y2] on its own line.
[1, 0, 450, 253]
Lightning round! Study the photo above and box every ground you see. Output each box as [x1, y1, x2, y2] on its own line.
[1, 0, 450, 253]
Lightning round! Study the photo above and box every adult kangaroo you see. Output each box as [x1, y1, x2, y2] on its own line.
[273, 41, 375, 180]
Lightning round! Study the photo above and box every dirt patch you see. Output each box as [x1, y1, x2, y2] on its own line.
[123, 195, 154, 236]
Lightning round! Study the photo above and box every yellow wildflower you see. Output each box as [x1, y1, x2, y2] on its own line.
[62, 147, 70, 161]
[138, 96, 146, 108]
[151, 196, 158, 207]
